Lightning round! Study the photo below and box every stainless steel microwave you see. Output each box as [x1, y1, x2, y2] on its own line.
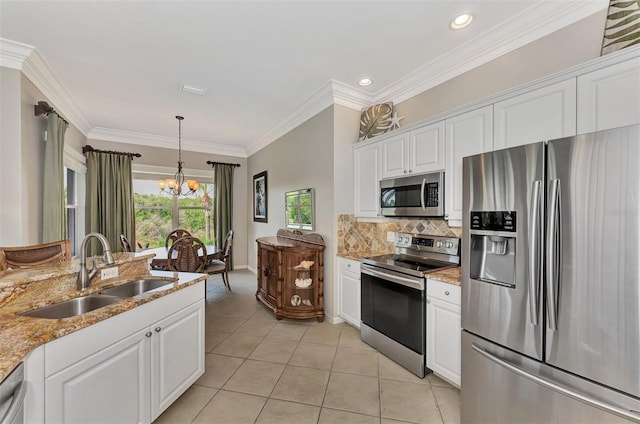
[380, 172, 445, 217]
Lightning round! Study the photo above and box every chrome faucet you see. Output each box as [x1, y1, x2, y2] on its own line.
[77, 232, 116, 290]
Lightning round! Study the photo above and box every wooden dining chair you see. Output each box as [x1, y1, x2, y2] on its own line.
[119, 234, 132, 252]
[165, 229, 192, 248]
[206, 229, 234, 291]
[166, 236, 207, 273]
[0, 239, 72, 271]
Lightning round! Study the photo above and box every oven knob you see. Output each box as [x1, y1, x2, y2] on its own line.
[436, 241, 443, 248]
[445, 242, 453, 248]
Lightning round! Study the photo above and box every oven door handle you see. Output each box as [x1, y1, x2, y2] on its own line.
[361, 266, 424, 290]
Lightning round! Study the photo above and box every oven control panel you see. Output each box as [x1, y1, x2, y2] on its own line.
[394, 232, 459, 255]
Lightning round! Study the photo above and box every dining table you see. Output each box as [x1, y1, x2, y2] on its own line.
[138, 245, 221, 270]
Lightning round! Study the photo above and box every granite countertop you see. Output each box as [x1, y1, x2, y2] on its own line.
[426, 266, 461, 286]
[338, 253, 462, 286]
[0, 255, 206, 382]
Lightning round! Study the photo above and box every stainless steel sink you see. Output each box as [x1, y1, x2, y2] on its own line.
[99, 278, 176, 298]
[21, 295, 122, 319]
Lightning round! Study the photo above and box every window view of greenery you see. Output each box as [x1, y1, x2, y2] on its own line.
[285, 188, 314, 230]
[134, 179, 215, 248]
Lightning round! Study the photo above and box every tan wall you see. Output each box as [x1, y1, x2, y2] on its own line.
[247, 106, 336, 316]
[0, 67, 24, 245]
[89, 138, 249, 268]
[396, 9, 607, 126]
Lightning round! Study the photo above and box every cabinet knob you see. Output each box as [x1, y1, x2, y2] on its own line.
[347, 264, 351, 268]
[155, 327, 162, 332]
[445, 291, 450, 296]
[263, 267, 270, 277]
[409, 169, 413, 173]
[427, 299, 431, 304]
[145, 332, 152, 338]
[403, 170, 407, 174]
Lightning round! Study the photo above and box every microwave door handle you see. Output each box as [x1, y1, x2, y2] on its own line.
[528, 180, 542, 326]
[420, 178, 426, 211]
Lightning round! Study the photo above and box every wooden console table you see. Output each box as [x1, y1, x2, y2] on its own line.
[256, 229, 325, 321]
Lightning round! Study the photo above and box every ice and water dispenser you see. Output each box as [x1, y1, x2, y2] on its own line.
[469, 211, 517, 288]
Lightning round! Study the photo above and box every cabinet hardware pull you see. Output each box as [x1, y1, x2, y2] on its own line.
[155, 327, 162, 332]
[427, 299, 431, 304]
[145, 332, 152, 337]
[263, 267, 270, 277]
[445, 291, 450, 295]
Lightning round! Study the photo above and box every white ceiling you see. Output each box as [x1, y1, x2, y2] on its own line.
[0, 1, 607, 157]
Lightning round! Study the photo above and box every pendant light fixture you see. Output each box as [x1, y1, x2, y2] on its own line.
[157, 116, 199, 196]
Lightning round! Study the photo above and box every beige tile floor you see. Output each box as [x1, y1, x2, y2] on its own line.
[154, 270, 460, 424]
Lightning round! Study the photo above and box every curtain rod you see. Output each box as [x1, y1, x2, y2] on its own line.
[83, 145, 142, 159]
[206, 161, 241, 168]
[34, 101, 69, 125]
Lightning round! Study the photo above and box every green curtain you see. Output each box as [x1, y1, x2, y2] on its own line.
[213, 164, 234, 268]
[42, 113, 67, 243]
[86, 151, 135, 254]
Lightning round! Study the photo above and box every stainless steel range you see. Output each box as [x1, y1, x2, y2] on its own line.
[360, 233, 460, 377]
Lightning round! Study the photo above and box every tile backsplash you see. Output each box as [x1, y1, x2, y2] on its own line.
[337, 214, 462, 257]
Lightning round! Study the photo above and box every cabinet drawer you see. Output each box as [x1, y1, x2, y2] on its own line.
[338, 257, 360, 274]
[427, 279, 461, 305]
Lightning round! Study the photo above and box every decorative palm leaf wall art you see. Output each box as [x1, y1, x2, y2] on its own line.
[601, 0, 640, 55]
[359, 102, 394, 141]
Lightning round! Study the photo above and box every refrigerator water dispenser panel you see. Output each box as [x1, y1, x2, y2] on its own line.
[469, 211, 517, 288]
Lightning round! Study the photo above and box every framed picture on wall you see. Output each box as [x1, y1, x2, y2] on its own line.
[253, 171, 268, 223]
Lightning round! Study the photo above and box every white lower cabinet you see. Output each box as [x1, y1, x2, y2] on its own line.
[46, 327, 151, 423]
[426, 279, 461, 387]
[337, 257, 361, 328]
[40, 281, 205, 423]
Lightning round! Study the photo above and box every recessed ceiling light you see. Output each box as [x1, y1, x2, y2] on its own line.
[450, 13, 474, 30]
[180, 83, 207, 96]
[358, 78, 373, 87]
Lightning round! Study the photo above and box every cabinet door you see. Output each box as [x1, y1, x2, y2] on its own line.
[493, 79, 576, 149]
[45, 329, 151, 424]
[151, 301, 205, 421]
[445, 106, 493, 226]
[354, 142, 381, 217]
[337, 258, 361, 328]
[282, 251, 318, 311]
[426, 297, 461, 387]
[380, 133, 408, 179]
[577, 57, 640, 133]
[409, 121, 445, 174]
[260, 246, 279, 306]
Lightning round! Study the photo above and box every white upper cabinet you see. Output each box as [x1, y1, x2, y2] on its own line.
[409, 121, 446, 174]
[381, 122, 445, 179]
[493, 79, 577, 149]
[445, 106, 493, 227]
[577, 57, 640, 133]
[354, 141, 381, 217]
[380, 133, 409, 179]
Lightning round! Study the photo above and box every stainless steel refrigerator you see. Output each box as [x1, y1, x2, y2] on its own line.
[461, 124, 640, 423]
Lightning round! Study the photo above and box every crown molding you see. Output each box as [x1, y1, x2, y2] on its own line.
[371, 0, 609, 104]
[21, 48, 93, 136]
[88, 127, 247, 158]
[246, 79, 371, 156]
[0, 38, 35, 69]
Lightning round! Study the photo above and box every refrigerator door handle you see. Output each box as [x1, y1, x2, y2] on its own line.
[528, 180, 542, 326]
[471, 343, 640, 422]
[546, 179, 561, 331]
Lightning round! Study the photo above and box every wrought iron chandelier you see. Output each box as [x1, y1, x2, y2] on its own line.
[157, 116, 199, 196]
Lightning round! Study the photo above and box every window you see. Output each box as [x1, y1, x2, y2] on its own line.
[285, 188, 314, 230]
[133, 179, 214, 248]
[64, 167, 78, 256]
